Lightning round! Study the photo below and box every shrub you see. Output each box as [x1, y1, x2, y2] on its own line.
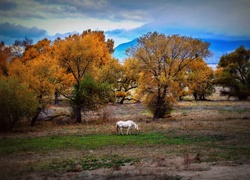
[97, 107, 115, 124]
[0, 77, 39, 132]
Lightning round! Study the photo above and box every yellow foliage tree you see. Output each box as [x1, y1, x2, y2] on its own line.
[97, 58, 122, 85]
[185, 57, 214, 100]
[129, 32, 211, 119]
[115, 58, 140, 104]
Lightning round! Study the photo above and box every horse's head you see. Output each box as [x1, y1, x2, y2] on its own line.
[135, 124, 139, 131]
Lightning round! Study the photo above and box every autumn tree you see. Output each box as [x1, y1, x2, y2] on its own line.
[0, 37, 34, 77]
[53, 30, 113, 123]
[98, 57, 139, 104]
[97, 58, 122, 84]
[215, 46, 250, 100]
[115, 58, 139, 104]
[82, 29, 114, 54]
[9, 38, 62, 126]
[185, 57, 214, 100]
[129, 32, 211, 119]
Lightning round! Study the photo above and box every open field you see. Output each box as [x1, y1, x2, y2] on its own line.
[0, 97, 250, 179]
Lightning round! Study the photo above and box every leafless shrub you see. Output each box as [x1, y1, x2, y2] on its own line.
[97, 107, 116, 124]
[183, 152, 190, 169]
[183, 152, 200, 170]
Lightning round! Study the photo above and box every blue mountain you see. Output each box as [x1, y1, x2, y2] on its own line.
[113, 39, 138, 61]
[113, 38, 250, 65]
[206, 39, 250, 64]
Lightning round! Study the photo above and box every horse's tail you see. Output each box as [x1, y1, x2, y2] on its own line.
[116, 123, 118, 132]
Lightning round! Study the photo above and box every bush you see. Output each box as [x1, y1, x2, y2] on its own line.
[0, 77, 39, 132]
[71, 75, 114, 123]
[97, 107, 115, 124]
[144, 94, 174, 119]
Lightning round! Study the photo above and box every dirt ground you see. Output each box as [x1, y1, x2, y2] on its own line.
[60, 158, 250, 180]
[1, 92, 250, 179]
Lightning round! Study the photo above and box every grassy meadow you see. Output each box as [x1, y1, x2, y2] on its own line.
[0, 94, 250, 179]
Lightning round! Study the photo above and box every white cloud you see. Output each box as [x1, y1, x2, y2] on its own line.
[9, 18, 145, 36]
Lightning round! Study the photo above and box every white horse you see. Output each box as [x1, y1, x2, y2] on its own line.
[116, 120, 139, 135]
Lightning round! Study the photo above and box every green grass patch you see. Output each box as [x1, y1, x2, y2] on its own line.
[0, 132, 224, 154]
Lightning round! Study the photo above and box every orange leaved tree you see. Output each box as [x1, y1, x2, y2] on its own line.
[9, 38, 63, 126]
[53, 30, 113, 123]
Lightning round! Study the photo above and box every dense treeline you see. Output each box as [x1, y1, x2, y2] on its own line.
[0, 30, 249, 131]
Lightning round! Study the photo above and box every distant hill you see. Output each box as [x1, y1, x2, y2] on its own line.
[113, 38, 250, 65]
[113, 39, 138, 61]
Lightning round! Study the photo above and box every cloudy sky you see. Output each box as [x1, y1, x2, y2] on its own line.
[1, 0, 250, 46]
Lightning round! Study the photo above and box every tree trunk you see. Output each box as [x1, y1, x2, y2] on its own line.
[54, 90, 59, 104]
[119, 97, 125, 104]
[31, 108, 42, 126]
[153, 106, 166, 119]
[75, 105, 82, 123]
[153, 87, 168, 120]
[153, 108, 161, 119]
[153, 99, 167, 119]
[193, 92, 197, 100]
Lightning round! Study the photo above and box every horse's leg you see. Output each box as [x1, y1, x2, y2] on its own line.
[120, 127, 123, 135]
[127, 127, 131, 135]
